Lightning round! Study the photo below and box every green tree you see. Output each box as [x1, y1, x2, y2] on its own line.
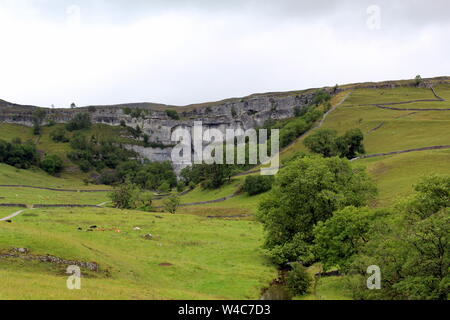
[163, 195, 180, 214]
[40, 154, 64, 175]
[405, 175, 450, 219]
[304, 128, 365, 159]
[335, 128, 365, 159]
[285, 263, 312, 296]
[66, 113, 92, 131]
[313, 206, 388, 272]
[109, 181, 137, 209]
[243, 175, 274, 196]
[312, 89, 331, 106]
[32, 109, 47, 136]
[349, 175, 450, 300]
[158, 181, 171, 193]
[304, 129, 338, 157]
[132, 191, 153, 211]
[166, 109, 180, 120]
[415, 75, 423, 86]
[50, 127, 69, 143]
[257, 156, 377, 265]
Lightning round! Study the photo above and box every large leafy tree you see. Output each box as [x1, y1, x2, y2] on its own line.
[303, 129, 338, 157]
[304, 128, 365, 159]
[348, 175, 450, 300]
[257, 156, 377, 265]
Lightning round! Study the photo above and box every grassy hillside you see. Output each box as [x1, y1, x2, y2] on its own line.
[0, 123, 138, 178]
[0, 206, 275, 299]
[279, 84, 450, 207]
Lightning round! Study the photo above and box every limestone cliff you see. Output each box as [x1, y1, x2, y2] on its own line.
[0, 90, 320, 169]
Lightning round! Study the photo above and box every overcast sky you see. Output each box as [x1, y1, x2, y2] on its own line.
[1, 0, 449, 108]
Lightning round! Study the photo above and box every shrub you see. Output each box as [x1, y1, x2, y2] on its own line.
[66, 113, 91, 131]
[40, 155, 64, 175]
[243, 175, 274, 196]
[335, 128, 365, 159]
[294, 106, 307, 117]
[70, 133, 88, 150]
[109, 181, 139, 209]
[33, 126, 41, 136]
[415, 75, 423, 86]
[312, 89, 331, 106]
[304, 129, 338, 157]
[285, 263, 312, 296]
[304, 128, 365, 159]
[177, 182, 186, 193]
[231, 106, 237, 117]
[158, 182, 171, 193]
[98, 169, 120, 185]
[0, 139, 39, 169]
[166, 109, 180, 120]
[78, 159, 92, 173]
[50, 127, 69, 143]
[163, 195, 180, 214]
[132, 191, 153, 211]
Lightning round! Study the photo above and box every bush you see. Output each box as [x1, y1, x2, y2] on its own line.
[312, 89, 331, 106]
[40, 155, 64, 175]
[33, 125, 41, 136]
[132, 191, 153, 211]
[66, 113, 92, 131]
[285, 263, 312, 296]
[177, 182, 186, 193]
[109, 181, 137, 209]
[98, 169, 120, 185]
[335, 128, 365, 159]
[50, 127, 69, 143]
[158, 182, 171, 193]
[0, 139, 39, 169]
[32, 109, 46, 136]
[163, 195, 180, 214]
[415, 75, 423, 86]
[243, 175, 274, 196]
[127, 125, 142, 139]
[304, 128, 365, 159]
[280, 118, 310, 148]
[166, 109, 180, 120]
[231, 106, 237, 117]
[78, 159, 92, 173]
[304, 129, 338, 157]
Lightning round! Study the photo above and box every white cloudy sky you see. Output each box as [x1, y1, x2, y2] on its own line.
[0, 0, 449, 108]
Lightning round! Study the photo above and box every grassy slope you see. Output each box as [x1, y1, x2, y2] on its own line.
[280, 85, 450, 207]
[0, 206, 275, 300]
[0, 163, 110, 189]
[0, 123, 137, 179]
[0, 157, 275, 299]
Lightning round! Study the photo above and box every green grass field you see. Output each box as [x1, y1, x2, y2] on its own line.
[0, 206, 276, 300]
